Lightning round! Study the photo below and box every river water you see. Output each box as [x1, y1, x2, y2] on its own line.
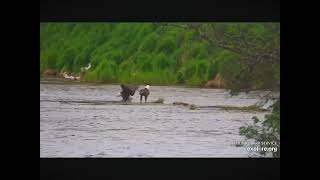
[40, 78, 272, 157]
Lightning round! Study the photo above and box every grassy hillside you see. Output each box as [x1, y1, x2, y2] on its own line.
[40, 22, 279, 89]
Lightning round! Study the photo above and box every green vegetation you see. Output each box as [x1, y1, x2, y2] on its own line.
[40, 23, 279, 89]
[40, 23, 280, 157]
[239, 100, 280, 157]
[169, 23, 280, 157]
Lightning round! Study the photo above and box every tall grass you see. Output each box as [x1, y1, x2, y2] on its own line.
[40, 23, 277, 88]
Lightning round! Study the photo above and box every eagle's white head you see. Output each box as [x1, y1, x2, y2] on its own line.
[145, 85, 150, 89]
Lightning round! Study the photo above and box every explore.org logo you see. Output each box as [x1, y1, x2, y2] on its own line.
[232, 141, 279, 153]
[246, 146, 278, 153]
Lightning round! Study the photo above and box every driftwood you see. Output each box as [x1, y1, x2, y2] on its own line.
[172, 101, 269, 112]
[40, 98, 268, 112]
[152, 98, 164, 103]
[40, 98, 165, 106]
[173, 102, 189, 106]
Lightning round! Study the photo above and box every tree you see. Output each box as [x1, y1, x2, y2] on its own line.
[163, 23, 280, 91]
[163, 22, 280, 157]
[239, 99, 280, 157]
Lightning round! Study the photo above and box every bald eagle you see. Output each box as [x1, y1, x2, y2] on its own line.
[120, 84, 139, 102]
[139, 85, 150, 102]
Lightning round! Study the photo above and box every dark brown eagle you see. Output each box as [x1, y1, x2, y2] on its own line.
[120, 84, 139, 102]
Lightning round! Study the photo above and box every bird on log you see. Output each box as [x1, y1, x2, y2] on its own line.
[139, 84, 150, 103]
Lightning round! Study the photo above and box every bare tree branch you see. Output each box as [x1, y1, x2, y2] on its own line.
[162, 23, 280, 64]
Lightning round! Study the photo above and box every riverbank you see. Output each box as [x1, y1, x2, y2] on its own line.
[40, 75, 278, 95]
[40, 75, 214, 89]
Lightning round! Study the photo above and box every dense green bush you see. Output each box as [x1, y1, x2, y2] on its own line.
[239, 100, 280, 157]
[40, 22, 279, 89]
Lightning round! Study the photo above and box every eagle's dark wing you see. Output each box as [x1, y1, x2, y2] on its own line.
[120, 84, 139, 96]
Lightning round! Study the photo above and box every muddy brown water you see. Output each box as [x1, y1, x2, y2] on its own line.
[40, 78, 274, 157]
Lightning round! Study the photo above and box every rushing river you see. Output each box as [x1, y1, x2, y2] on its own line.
[40, 78, 272, 157]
